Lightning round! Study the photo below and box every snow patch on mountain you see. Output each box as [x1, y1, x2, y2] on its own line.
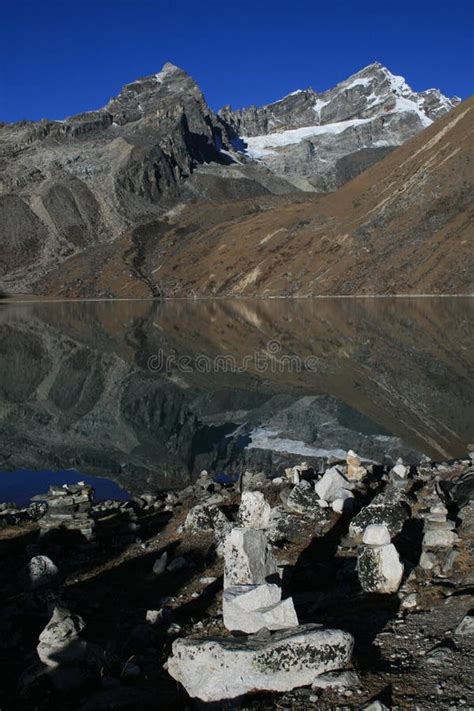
[243, 118, 373, 157]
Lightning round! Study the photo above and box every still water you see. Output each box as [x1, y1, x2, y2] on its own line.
[0, 297, 472, 502]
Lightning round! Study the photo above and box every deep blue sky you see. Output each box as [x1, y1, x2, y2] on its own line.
[0, 0, 472, 122]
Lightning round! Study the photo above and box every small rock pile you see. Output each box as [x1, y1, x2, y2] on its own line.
[37, 483, 95, 540]
[166, 486, 355, 702]
[420, 499, 458, 573]
[223, 526, 298, 633]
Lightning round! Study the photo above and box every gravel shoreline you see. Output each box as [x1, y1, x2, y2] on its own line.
[0, 453, 473, 709]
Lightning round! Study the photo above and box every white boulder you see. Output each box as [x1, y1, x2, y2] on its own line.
[332, 488, 355, 513]
[239, 490, 271, 529]
[166, 623, 354, 702]
[358, 536, 404, 594]
[392, 463, 408, 478]
[315, 467, 350, 503]
[224, 528, 278, 588]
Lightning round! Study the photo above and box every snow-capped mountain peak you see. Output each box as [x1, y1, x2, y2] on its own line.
[219, 63, 459, 192]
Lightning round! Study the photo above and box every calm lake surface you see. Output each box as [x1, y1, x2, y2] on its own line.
[0, 297, 473, 503]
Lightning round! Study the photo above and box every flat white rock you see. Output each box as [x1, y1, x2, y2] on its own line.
[224, 592, 298, 633]
[312, 669, 360, 690]
[363, 524, 391, 546]
[167, 623, 354, 702]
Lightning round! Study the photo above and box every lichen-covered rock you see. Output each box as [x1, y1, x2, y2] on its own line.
[208, 506, 233, 554]
[224, 528, 278, 588]
[184, 504, 214, 532]
[27, 555, 59, 589]
[265, 506, 310, 544]
[37, 606, 87, 668]
[357, 536, 404, 594]
[349, 490, 410, 539]
[166, 624, 354, 701]
[285, 481, 322, 517]
[184, 503, 231, 554]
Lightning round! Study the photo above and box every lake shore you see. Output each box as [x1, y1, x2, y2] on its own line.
[0, 453, 473, 709]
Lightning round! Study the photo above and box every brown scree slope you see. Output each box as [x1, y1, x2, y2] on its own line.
[34, 97, 474, 298]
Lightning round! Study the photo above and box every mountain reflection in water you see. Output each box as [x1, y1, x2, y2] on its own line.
[0, 297, 472, 495]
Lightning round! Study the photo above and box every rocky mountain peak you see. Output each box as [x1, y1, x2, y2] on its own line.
[218, 62, 460, 192]
[106, 62, 205, 126]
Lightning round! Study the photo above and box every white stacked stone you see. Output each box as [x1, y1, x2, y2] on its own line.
[39, 484, 95, 540]
[223, 583, 298, 633]
[346, 450, 368, 481]
[357, 524, 404, 593]
[223, 527, 278, 587]
[314, 465, 354, 514]
[419, 500, 458, 573]
[223, 526, 298, 633]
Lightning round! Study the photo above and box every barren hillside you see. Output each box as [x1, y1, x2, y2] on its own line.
[35, 97, 473, 297]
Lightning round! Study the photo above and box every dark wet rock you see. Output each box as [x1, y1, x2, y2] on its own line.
[79, 687, 155, 711]
[437, 469, 474, 508]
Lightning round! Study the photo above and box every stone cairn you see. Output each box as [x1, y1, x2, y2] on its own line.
[37, 483, 95, 541]
[357, 523, 404, 594]
[419, 499, 458, 574]
[167, 487, 355, 703]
